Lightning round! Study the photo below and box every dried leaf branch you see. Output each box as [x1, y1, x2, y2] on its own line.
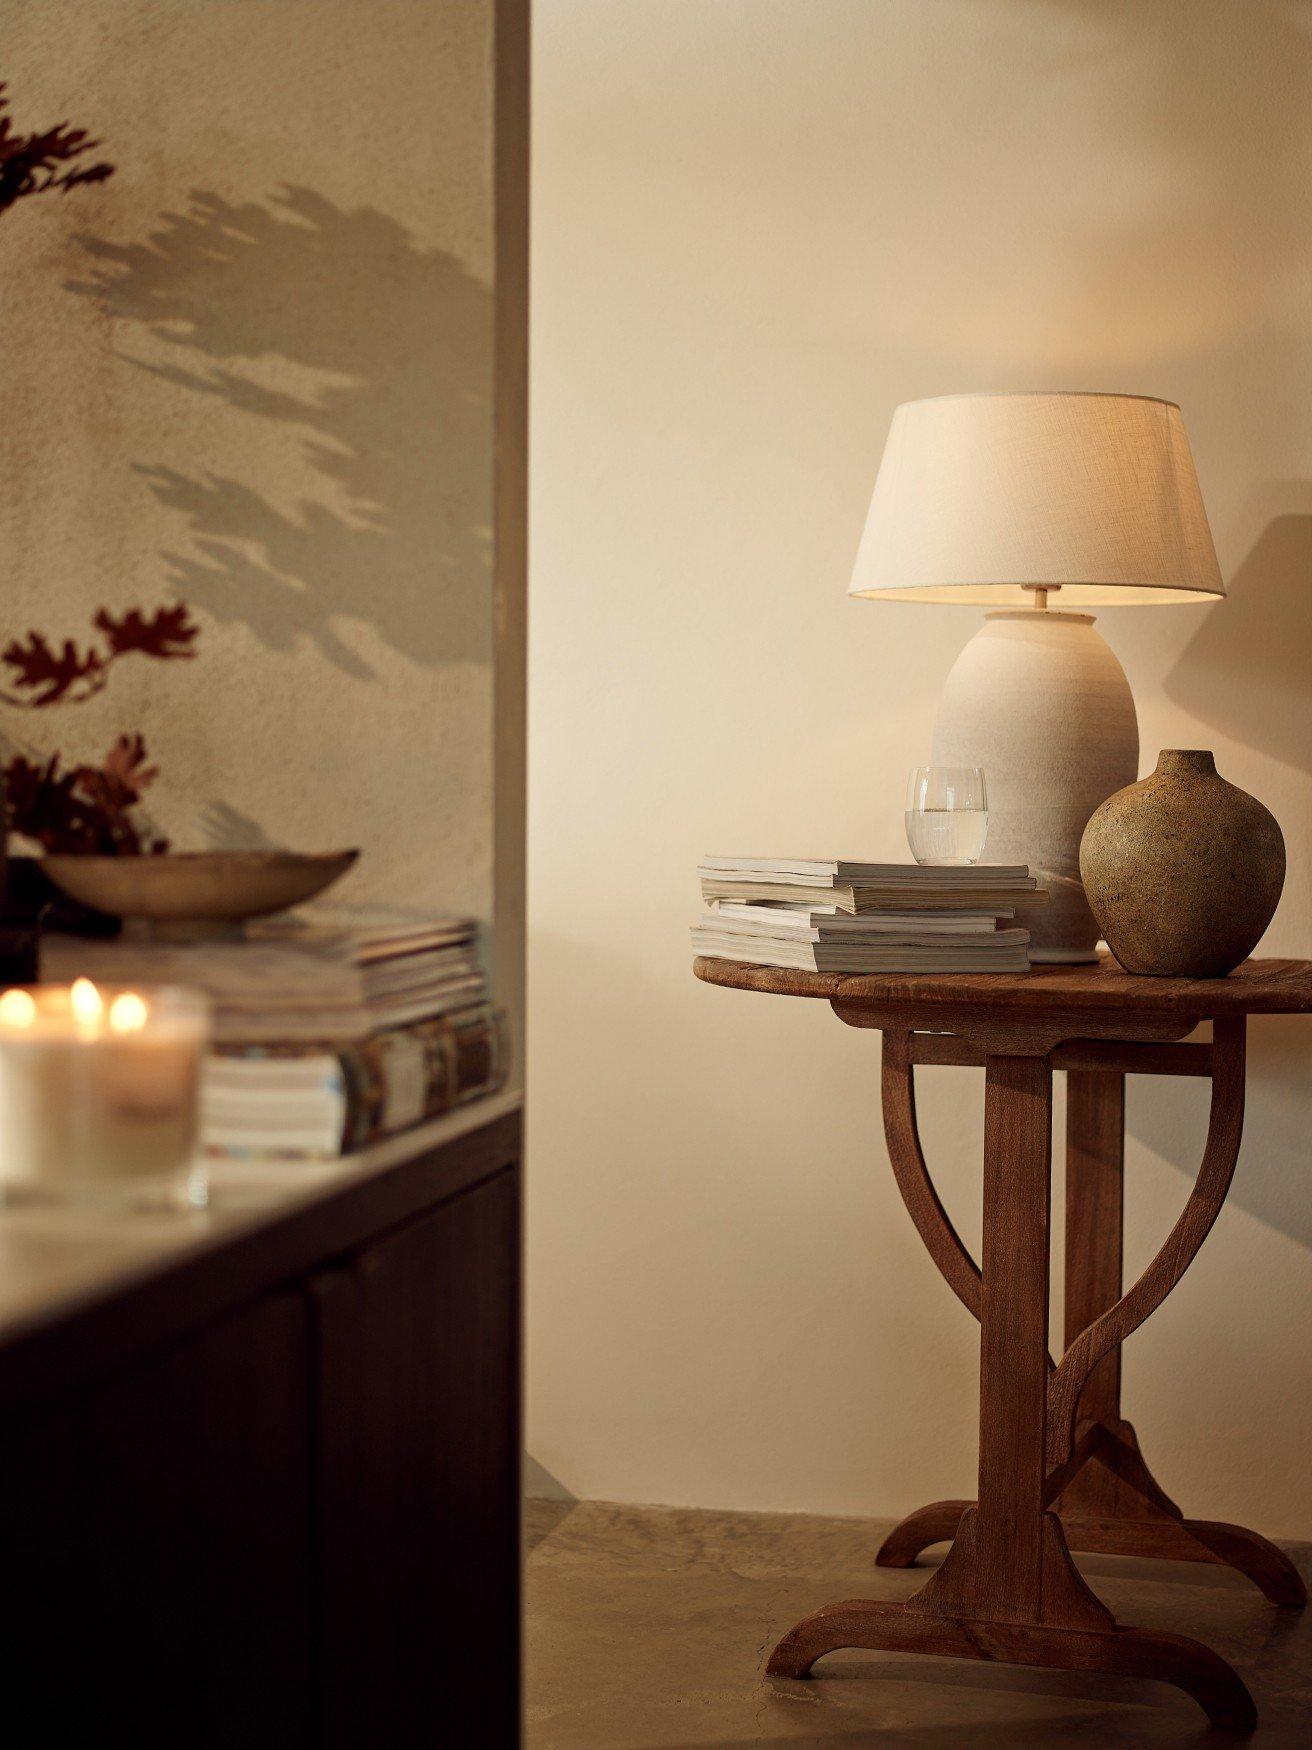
[4, 735, 169, 855]
[1, 603, 199, 707]
[0, 80, 165, 857]
[0, 82, 113, 217]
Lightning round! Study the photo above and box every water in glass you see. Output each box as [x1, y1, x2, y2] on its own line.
[904, 807, 989, 866]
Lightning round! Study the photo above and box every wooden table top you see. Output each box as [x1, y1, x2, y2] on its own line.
[693, 953, 1312, 1017]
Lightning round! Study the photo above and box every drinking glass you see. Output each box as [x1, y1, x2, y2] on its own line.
[905, 767, 989, 866]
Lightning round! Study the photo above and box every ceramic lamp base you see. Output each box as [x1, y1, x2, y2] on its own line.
[932, 610, 1139, 964]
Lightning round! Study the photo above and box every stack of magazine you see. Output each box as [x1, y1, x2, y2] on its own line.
[42, 908, 508, 1159]
[692, 857, 1049, 973]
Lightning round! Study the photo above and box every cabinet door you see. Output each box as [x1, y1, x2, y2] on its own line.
[314, 1165, 520, 1749]
[0, 1290, 313, 1749]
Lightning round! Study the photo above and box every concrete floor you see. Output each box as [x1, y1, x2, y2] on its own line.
[525, 1499, 1311, 1748]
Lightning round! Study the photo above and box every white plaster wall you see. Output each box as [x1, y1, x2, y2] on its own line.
[528, 0, 1312, 1534]
[1, 0, 497, 921]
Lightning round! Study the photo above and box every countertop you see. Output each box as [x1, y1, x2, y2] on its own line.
[0, 1089, 522, 1384]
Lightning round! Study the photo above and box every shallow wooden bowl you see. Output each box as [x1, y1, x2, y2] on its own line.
[41, 849, 359, 927]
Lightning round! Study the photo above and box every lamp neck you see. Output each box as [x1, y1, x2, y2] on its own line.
[1024, 584, 1061, 612]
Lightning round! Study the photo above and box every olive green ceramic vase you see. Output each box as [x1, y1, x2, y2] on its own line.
[1079, 750, 1285, 978]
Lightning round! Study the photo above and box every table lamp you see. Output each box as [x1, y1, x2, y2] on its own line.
[850, 391, 1223, 961]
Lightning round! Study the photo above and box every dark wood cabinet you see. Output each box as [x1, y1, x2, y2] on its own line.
[0, 1103, 521, 1750]
[315, 1169, 521, 1748]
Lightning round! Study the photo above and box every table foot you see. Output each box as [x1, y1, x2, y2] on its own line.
[1064, 1517, 1308, 1609]
[877, 1498, 1306, 1608]
[875, 1499, 970, 1568]
[766, 1599, 1257, 1732]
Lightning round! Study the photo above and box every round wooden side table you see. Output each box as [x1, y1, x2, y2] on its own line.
[694, 953, 1312, 1731]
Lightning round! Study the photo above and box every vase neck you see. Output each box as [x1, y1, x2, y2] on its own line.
[1156, 749, 1216, 777]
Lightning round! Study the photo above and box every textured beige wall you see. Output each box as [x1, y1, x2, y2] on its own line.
[528, 0, 1312, 1533]
[2, 0, 497, 921]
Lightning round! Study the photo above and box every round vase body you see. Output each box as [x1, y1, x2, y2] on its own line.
[932, 610, 1138, 962]
[1080, 749, 1285, 977]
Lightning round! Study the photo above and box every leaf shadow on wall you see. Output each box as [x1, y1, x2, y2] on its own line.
[65, 187, 492, 689]
[1124, 500, 1312, 1252]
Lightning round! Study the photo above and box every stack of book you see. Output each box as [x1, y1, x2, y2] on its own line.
[692, 857, 1049, 972]
[41, 908, 508, 1158]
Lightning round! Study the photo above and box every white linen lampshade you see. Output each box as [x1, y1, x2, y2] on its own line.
[851, 392, 1222, 605]
[851, 392, 1223, 961]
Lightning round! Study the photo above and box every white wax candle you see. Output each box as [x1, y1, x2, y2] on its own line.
[0, 982, 211, 1206]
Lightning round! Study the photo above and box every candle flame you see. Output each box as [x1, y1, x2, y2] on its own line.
[70, 978, 104, 1025]
[0, 989, 37, 1028]
[108, 992, 149, 1033]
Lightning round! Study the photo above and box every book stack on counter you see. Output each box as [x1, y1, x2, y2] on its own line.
[692, 858, 1050, 972]
[41, 908, 508, 1159]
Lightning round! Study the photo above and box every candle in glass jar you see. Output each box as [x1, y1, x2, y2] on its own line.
[0, 981, 211, 1206]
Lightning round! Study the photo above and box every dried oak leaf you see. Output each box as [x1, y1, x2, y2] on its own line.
[93, 603, 199, 661]
[75, 735, 168, 854]
[77, 732, 158, 815]
[1, 631, 104, 705]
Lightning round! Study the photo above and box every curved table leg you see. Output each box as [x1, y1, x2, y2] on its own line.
[1043, 1517, 1306, 1608]
[1180, 1522, 1307, 1607]
[881, 1030, 981, 1321]
[767, 1601, 1257, 1733]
